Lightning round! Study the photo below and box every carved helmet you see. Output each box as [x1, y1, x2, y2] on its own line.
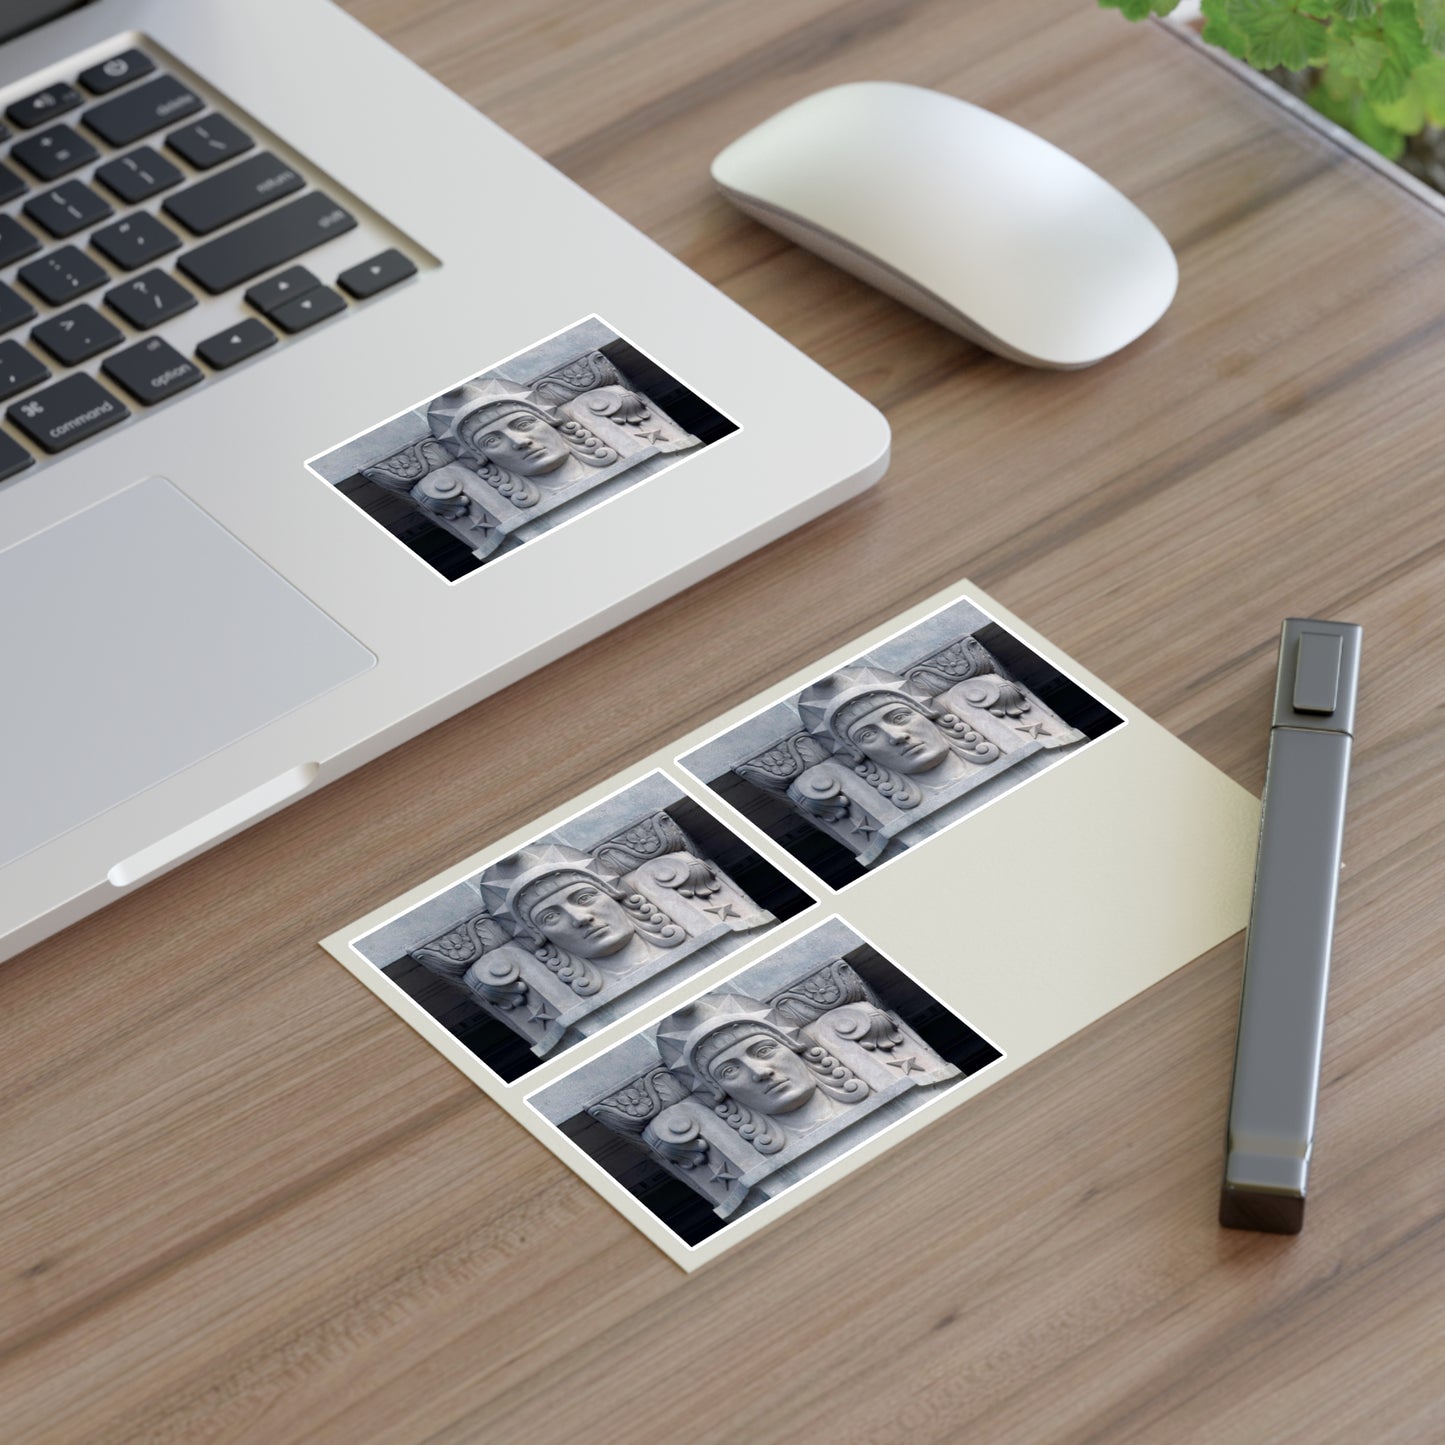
[427, 377, 566, 458]
[474, 844, 622, 931]
[797, 666, 932, 751]
[654, 992, 802, 1082]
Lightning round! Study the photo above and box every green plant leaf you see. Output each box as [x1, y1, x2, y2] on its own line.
[1354, 99, 1412, 149]
[1097, 0, 1181, 17]
[1371, 72, 1428, 124]
[1337, 0, 1381, 18]
[1308, 78, 1409, 151]
[1201, 0, 1253, 55]
[1309, 77, 1361, 122]
[1223, 0, 1328, 69]
[1380, 0, 1432, 64]
[1416, 0, 1445, 48]
[1325, 26, 1391, 77]
[1365, 46, 1415, 99]
[1321, 58, 1368, 96]
[1409, 53, 1445, 117]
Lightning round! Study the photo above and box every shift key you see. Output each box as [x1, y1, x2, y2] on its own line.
[163, 151, 303, 236]
[178, 192, 356, 294]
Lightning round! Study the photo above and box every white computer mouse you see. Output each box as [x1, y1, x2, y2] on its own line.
[711, 81, 1178, 369]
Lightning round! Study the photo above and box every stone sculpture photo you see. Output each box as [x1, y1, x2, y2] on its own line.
[529, 918, 1002, 1243]
[678, 597, 1122, 888]
[307, 316, 737, 580]
[349, 773, 811, 1081]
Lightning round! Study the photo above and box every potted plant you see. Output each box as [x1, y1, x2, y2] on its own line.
[1101, 0, 1445, 195]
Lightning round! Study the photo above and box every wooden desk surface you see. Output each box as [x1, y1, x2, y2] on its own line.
[3, 2, 1442, 1439]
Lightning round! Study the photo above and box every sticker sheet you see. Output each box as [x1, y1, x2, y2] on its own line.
[323, 582, 1258, 1269]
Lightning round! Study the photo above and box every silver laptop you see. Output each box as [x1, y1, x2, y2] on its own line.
[0, 0, 890, 962]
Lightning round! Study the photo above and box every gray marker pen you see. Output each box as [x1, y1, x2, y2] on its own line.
[1220, 617, 1361, 1234]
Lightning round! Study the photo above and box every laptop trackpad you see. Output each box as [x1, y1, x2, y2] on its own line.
[0, 477, 375, 869]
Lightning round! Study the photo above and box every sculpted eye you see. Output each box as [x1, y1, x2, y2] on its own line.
[513, 416, 534, 430]
[754, 1042, 776, 1058]
[538, 909, 559, 926]
[855, 726, 877, 743]
[886, 707, 913, 723]
[717, 1064, 736, 1079]
[574, 889, 596, 903]
[479, 433, 501, 448]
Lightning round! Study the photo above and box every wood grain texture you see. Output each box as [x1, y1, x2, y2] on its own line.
[3, 2, 1443, 1440]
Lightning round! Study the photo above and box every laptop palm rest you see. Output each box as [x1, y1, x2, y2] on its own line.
[0, 477, 375, 871]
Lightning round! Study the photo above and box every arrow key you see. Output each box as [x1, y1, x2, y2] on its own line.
[244, 265, 320, 316]
[337, 248, 416, 300]
[196, 318, 276, 370]
[270, 284, 345, 334]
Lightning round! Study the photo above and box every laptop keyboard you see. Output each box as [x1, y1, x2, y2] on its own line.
[0, 43, 421, 483]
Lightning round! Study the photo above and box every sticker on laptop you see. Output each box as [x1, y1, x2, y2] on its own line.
[525, 915, 1003, 1249]
[345, 770, 814, 1083]
[676, 594, 1124, 890]
[305, 315, 739, 582]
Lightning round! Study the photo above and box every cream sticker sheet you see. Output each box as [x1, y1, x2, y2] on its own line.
[322, 582, 1258, 1270]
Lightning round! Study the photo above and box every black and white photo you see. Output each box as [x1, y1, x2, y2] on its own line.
[527, 917, 1003, 1246]
[349, 772, 812, 1082]
[308, 316, 738, 581]
[677, 596, 1124, 889]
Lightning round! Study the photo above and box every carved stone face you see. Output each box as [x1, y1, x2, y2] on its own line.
[845, 700, 951, 774]
[468, 410, 571, 475]
[707, 1032, 817, 1114]
[530, 881, 634, 959]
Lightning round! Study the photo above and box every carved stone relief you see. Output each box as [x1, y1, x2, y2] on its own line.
[732, 636, 1085, 866]
[409, 811, 773, 1058]
[357, 349, 701, 560]
[584, 959, 961, 1220]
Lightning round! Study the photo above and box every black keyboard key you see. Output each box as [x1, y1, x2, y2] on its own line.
[32, 304, 123, 366]
[338, 248, 417, 300]
[18, 245, 108, 306]
[196, 318, 276, 370]
[79, 49, 156, 96]
[95, 146, 183, 205]
[104, 268, 196, 329]
[91, 212, 181, 271]
[83, 74, 201, 148]
[166, 114, 252, 170]
[23, 180, 113, 239]
[0, 215, 42, 268]
[0, 429, 33, 482]
[0, 283, 36, 335]
[0, 161, 27, 205]
[245, 265, 319, 315]
[178, 192, 356, 295]
[11, 124, 98, 181]
[103, 336, 203, 407]
[0, 340, 49, 400]
[163, 152, 303, 236]
[8, 372, 127, 452]
[7, 83, 82, 131]
[271, 285, 345, 333]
